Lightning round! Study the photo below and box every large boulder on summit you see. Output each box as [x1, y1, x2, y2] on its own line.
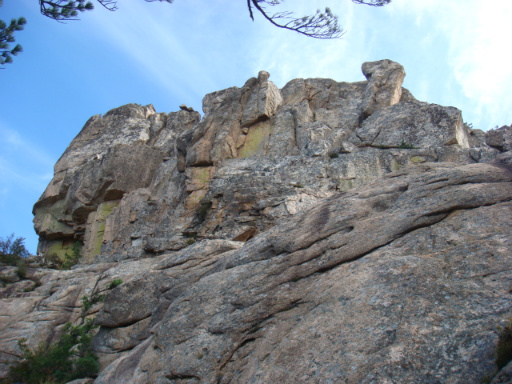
[4, 60, 511, 383]
[361, 59, 406, 118]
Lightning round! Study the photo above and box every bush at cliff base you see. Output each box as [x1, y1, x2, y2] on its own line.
[7, 319, 98, 384]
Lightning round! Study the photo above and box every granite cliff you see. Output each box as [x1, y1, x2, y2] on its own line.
[2, 59, 512, 383]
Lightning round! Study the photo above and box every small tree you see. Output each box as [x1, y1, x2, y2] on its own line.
[8, 319, 99, 384]
[0, 234, 30, 265]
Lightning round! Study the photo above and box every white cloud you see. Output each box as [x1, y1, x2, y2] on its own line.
[0, 125, 55, 194]
[0, 127, 55, 168]
[81, 0, 255, 108]
[388, 0, 512, 128]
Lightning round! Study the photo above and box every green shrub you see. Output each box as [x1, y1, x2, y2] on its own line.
[82, 293, 104, 312]
[107, 278, 123, 290]
[8, 319, 99, 384]
[0, 234, 30, 266]
[397, 140, 415, 149]
[328, 152, 339, 159]
[0, 253, 19, 267]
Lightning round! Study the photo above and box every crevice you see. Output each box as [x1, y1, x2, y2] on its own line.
[492, 158, 512, 176]
[217, 337, 256, 375]
[100, 313, 152, 329]
[482, 269, 512, 279]
[270, 214, 354, 258]
[236, 337, 257, 351]
[291, 240, 349, 272]
[432, 180, 512, 195]
[101, 337, 147, 354]
[166, 373, 201, 382]
[425, 177, 450, 185]
[241, 115, 270, 129]
[423, 198, 512, 219]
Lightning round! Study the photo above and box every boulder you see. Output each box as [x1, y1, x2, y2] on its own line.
[486, 125, 512, 152]
[361, 59, 406, 118]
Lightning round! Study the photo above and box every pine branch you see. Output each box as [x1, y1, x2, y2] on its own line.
[40, 0, 173, 21]
[352, 0, 391, 6]
[0, 13, 26, 68]
[249, 0, 344, 39]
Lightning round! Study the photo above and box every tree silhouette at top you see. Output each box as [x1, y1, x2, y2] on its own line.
[39, 0, 391, 39]
[39, 0, 172, 21]
[1, 0, 391, 68]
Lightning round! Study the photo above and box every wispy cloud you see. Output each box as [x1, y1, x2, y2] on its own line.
[1, 128, 55, 167]
[389, 0, 512, 128]
[82, 0, 256, 108]
[0, 124, 55, 194]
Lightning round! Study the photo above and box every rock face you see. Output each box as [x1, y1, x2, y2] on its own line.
[32, 59, 495, 264]
[2, 60, 512, 383]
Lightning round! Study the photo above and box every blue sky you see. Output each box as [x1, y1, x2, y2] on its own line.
[1, 0, 511, 253]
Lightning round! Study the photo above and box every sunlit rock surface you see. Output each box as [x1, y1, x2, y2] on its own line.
[1, 60, 512, 383]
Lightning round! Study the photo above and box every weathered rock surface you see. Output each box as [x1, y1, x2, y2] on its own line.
[2, 60, 512, 383]
[32, 59, 503, 265]
[486, 125, 512, 152]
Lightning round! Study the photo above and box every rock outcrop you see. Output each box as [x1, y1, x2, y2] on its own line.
[2, 60, 512, 383]
[32, 59, 499, 264]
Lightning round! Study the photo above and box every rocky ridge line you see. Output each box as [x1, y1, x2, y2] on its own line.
[32, 59, 502, 263]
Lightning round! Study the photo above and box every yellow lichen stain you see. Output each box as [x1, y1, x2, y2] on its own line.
[45, 238, 78, 263]
[338, 179, 354, 191]
[186, 167, 213, 192]
[238, 120, 272, 158]
[410, 156, 427, 164]
[391, 158, 400, 171]
[97, 200, 119, 218]
[46, 240, 68, 261]
[83, 200, 120, 262]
